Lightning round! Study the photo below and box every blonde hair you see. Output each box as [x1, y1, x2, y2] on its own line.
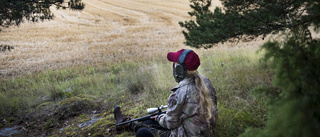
[187, 70, 214, 122]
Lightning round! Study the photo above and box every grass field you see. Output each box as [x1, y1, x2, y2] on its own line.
[0, 0, 223, 78]
[0, 0, 274, 136]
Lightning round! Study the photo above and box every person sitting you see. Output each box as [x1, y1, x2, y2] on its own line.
[114, 49, 218, 137]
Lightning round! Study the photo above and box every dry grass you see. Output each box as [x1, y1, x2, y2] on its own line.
[0, 0, 230, 78]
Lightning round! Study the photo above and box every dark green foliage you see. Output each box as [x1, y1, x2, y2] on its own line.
[240, 33, 320, 137]
[180, 0, 320, 136]
[0, 0, 85, 30]
[180, 0, 320, 48]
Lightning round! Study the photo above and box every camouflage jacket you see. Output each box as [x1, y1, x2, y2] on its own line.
[157, 75, 218, 137]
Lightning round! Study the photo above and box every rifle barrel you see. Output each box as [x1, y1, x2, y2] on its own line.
[116, 111, 166, 126]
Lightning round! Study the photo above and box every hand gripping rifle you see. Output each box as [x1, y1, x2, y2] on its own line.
[116, 105, 167, 126]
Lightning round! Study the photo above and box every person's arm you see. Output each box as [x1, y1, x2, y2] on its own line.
[156, 89, 186, 129]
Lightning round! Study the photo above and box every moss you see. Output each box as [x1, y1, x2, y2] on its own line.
[78, 114, 91, 123]
[71, 131, 78, 136]
[62, 126, 79, 131]
[36, 102, 54, 110]
[125, 103, 145, 119]
[77, 94, 95, 99]
[92, 133, 104, 137]
[56, 96, 99, 120]
[84, 117, 114, 136]
[59, 96, 87, 106]
[59, 125, 81, 137]
[58, 96, 97, 110]
[115, 131, 135, 137]
[44, 119, 58, 129]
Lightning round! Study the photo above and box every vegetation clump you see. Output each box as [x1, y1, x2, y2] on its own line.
[56, 95, 101, 120]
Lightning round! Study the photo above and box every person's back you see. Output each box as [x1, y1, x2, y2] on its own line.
[155, 49, 218, 137]
[114, 49, 218, 137]
[200, 75, 218, 131]
[156, 73, 217, 136]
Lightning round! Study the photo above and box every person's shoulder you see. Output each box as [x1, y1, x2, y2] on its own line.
[200, 75, 211, 82]
[200, 75, 215, 90]
[200, 74, 207, 79]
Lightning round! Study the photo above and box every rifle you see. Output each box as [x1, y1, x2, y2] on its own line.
[116, 105, 167, 126]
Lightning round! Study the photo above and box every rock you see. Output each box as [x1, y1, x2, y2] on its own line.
[0, 126, 23, 136]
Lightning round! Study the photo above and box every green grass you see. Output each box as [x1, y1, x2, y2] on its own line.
[0, 46, 274, 136]
[199, 47, 274, 136]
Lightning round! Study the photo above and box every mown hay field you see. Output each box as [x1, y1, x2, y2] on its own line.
[0, 0, 223, 78]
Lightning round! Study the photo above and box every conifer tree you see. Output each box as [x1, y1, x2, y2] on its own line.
[180, 0, 320, 136]
[180, 0, 320, 48]
[0, 0, 85, 30]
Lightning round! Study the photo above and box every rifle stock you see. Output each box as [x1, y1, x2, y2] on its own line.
[116, 111, 166, 126]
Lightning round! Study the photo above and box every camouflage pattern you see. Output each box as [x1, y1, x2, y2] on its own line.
[157, 75, 218, 137]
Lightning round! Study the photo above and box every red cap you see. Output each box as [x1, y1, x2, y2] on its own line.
[167, 49, 200, 71]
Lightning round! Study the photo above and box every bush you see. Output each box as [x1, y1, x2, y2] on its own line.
[240, 34, 320, 137]
[55, 95, 101, 120]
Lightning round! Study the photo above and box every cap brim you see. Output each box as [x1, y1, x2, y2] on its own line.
[167, 52, 178, 62]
